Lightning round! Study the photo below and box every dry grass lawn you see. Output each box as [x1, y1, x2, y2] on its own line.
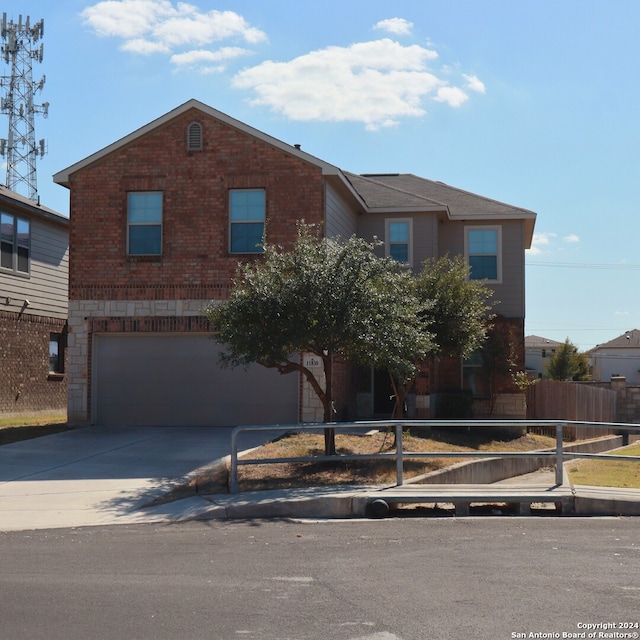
[231, 427, 556, 493]
[566, 443, 640, 488]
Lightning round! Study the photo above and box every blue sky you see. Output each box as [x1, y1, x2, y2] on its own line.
[2, 0, 639, 351]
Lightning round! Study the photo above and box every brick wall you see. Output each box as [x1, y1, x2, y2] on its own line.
[0, 310, 67, 416]
[68, 108, 325, 298]
[66, 107, 328, 425]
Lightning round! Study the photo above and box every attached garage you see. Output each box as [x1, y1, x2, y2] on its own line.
[92, 334, 299, 427]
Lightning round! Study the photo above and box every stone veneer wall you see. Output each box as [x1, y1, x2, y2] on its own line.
[609, 376, 640, 423]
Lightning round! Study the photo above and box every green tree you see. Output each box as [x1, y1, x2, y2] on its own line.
[203, 224, 430, 455]
[415, 255, 494, 360]
[546, 338, 590, 381]
[383, 256, 494, 419]
[478, 317, 519, 414]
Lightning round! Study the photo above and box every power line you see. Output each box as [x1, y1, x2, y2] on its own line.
[527, 261, 640, 270]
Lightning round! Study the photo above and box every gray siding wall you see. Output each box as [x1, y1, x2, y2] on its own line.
[357, 214, 526, 318]
[439, 219, 525, 318]
[325, 182, 358, 239]
[0, 217, 68, 320]
[356, 211, 440, 269]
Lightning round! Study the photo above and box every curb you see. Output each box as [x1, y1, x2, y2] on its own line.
[187, 485, 640, 521]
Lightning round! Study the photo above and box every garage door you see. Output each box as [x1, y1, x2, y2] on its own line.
[93, 334, 299, 426]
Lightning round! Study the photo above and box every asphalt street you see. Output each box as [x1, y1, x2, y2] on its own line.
[1, 518, 638, 640]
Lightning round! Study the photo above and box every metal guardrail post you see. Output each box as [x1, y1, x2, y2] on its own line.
[555, 423, 564, 486]
[396, 423, 404, 486]
[230, 428, 239, 494]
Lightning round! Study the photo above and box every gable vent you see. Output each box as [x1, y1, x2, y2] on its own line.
[187, 121, 203, 151]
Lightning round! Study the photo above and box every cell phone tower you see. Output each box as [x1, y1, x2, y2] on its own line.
[0, 13, 49, 202]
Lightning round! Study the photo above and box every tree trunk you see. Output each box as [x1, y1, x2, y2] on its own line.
[390, 374, 412, 448]
[322, 353, 336, 456]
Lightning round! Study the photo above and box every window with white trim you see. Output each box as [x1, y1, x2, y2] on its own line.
[0, 212, 30, 274]
[229, 189, 265, 254]
[127, 192, 162, 256]
[385, 218, 412, 266]
[465, 226, 501, 282]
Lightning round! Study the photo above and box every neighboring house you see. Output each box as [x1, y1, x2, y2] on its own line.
[587, 329, 640, 385]
[525, 335, 563, 379]
[0, 185, 69, 417]
[53, 99, 536, 427]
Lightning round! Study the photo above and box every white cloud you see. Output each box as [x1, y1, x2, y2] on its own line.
[373, 18, 414, 36]
[82, 2, 485, 126]
[82, 0, 266, 70]
[82, 0, 174, 39]
[434, 86, 469, 108]
[534, 232, 556, 245]
[171, 47, 250, 72]
[122, 38, 170, 54]
[463, 74, 486, 94]
[527, 231, 581, 255]
[233, 38, 480, 130]
[527, 232, 556, 255]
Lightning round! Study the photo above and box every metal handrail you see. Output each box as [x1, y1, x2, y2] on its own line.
[229, 420, 640, 493]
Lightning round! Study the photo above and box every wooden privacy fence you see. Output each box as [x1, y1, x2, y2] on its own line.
[526, 380, 617, 439]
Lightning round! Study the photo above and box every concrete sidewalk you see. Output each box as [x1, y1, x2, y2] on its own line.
[1, 427, 639, 532]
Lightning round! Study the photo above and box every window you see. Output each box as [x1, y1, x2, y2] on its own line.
[229, 189, 265, 254]
[1, 212, 30, 274]
[127, 192, 162, 256]
[463, 350, 489, 397]
[49, 333, 65, 374]
[386, 219, 412, 265]
[187, 121, 203, 151]
[466, 226, 501, 281]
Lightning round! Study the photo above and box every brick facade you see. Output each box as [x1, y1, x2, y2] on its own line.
[0, 310, 67, 416]
[67, 109, 324, 298]
[64, 107, 326, 425]
[57, 100, 531, 427]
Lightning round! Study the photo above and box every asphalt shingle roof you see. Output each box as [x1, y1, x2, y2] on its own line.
[344, 172, 536, 219]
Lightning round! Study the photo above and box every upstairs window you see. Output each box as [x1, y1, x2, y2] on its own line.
[229, 189, 265, 254]
[0, 212, 30, 274]
[187, 121, 203, 151]
[386, 219, 412, 266]
[466, 226, 501, 282]
[127, 192, 163, 256]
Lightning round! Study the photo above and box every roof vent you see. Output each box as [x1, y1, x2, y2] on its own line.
[361, 173, 400, 177]
[187, 121, 203, 151]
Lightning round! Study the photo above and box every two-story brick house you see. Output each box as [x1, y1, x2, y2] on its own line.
[0, 185, 69, 418]
[53, 99, 536, 427]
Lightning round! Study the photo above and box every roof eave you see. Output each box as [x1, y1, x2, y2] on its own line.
[0, 186, 67, 225]
[449, 210, 537, 248]
[365, 205, 447, 214]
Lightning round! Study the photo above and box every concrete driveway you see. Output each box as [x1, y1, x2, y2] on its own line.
[0, 425, 276, 532]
